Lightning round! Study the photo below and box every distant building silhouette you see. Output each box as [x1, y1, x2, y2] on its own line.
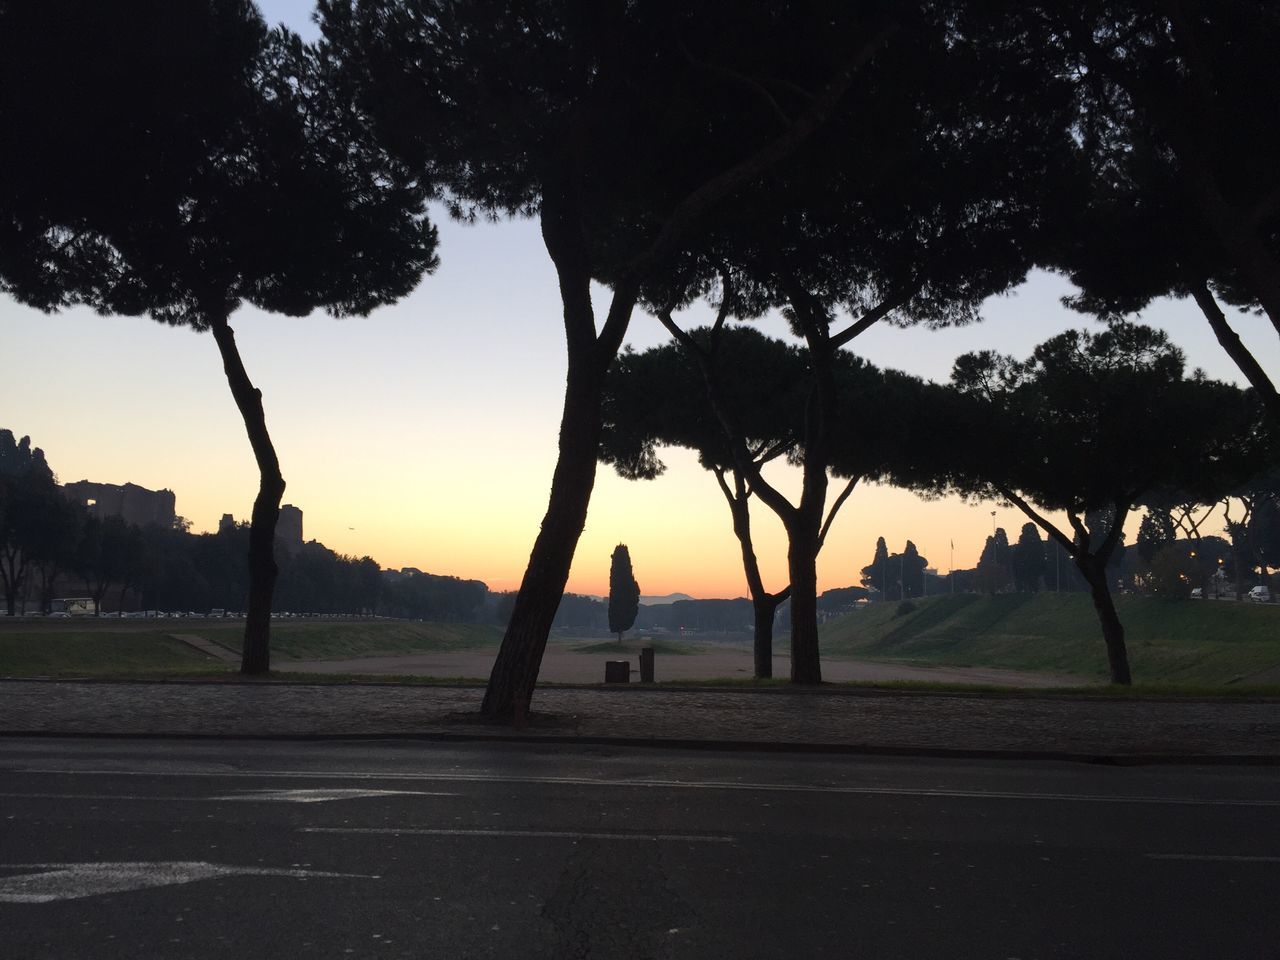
[63, 480, 176, 527]
[277, 504, 303, 554]
[220, 503, 303, 554]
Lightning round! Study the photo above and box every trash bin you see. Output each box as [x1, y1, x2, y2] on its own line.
[604, 660, 630, 683]
[639, 646, 655, 683]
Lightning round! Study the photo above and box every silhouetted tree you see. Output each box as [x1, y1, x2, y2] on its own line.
[607, 545, 640, 643]
[1025, 3, 1280, 421]
[975, 530, 1012, 597]
[322, 0, 913, 719]
[925, 322, 1264, 684]
[27, 492, 83, 613]
[861, 537, 891, 600]
[1251, 497, 1280, 588]
[900, 541, 928, 599]
[1148, 543, 1198, 601]
[1011, 523, 1046, 593]
[1210, 468, 1280, 597]
[74, 515, 141, 614]
[602, 329, 804, 677]
[1137, 509, 1178, 567]
[0, 433, 59, 615]
[0, 5, 437, 671]
[647, 9, 1075, 684]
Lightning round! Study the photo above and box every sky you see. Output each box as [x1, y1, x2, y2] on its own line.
[3, 1, 1277, 600]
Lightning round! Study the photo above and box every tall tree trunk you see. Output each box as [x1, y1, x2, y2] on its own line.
[1, 547, 26, 615]
[1190, 190, 1280, 342]
[481, 344, 607, 721]
[784, 327, 836, 686]
[750, 594, 784, 679]
[479, 32, 889, 720]
[481, 187, 638, 720]
[786, 517, 823, 685]
[1077, 557, 1131, 686]
[208, 309, 285, 676]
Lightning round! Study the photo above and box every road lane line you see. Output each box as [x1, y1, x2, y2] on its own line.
[0, 790, 456, 803]
[300, 827, 736, 843]
[6, 768, 1279, 807]
[1146, 854, 1280, 863]
[0, 861, 376, 904]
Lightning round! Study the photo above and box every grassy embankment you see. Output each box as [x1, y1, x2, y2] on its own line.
[6, 594, 1280, 694]
[0, 618, 501, 679]
[821, 592, 1280, 687]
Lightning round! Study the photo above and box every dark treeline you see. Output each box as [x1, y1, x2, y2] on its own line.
[0, 429, 487, 621]
[552, 596, 760, 636]
[546, 590, 870, 637]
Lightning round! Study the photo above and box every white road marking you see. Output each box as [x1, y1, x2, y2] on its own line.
[300, 827, 736, 843]
[5, 766, 1277, 808]
[0, 789, 455, 803]
[0, 861, 376, 904]
[206, 788, 455, 803]
[1146, 854, 1280, 863]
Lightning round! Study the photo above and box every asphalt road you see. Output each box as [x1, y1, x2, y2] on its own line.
[2, 738, 1278, 959]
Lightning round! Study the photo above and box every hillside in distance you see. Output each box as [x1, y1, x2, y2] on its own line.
[820, 593, 1280, 686]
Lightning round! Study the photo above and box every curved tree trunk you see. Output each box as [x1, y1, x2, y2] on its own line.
[785, 326, 837, 686]
[478, 33, 888, 720]
[481, 185, 639, 721]
[209, 310, 285, 676]
[1077, 557, 1131, 686]
[716, 466, 789, 679]
[481, 339, 606, 721]
[1188, 279, 1280, 423]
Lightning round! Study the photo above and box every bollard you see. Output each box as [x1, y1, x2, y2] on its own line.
[604, 660, 631, 683]
[639, 645, 655, 683]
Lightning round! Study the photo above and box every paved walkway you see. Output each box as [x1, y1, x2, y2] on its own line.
[168, 634, 240, 663]
[2, 680, 1278, 761]
[282, 647, 1078, 687]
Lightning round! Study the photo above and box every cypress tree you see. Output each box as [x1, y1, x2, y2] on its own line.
[607, 545, 640, 643]
[1012, 523, 1046, 593]
[862, 537, 891, 600]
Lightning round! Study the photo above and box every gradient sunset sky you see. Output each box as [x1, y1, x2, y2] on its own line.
[3, 1, 1275, 599]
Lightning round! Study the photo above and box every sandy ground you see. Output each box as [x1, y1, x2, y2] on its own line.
[283, 641, 1084, 688]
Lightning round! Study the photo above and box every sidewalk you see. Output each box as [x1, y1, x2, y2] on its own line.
[3, 679, 1278, 762]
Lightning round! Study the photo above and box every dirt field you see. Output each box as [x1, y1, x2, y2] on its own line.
[284, 641, 1083, 688]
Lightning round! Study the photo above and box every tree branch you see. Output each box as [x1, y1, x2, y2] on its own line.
[995, 482, 1076, 555]
[676, 33, 791, 128]
[818, 476, 857, 549]
[830, 296, 906, 349]
[658, 307, 798, 525]
[1097, 498, 1131, 564]
[1188, 278, 1280, 419]
[621, 20, 899, 284]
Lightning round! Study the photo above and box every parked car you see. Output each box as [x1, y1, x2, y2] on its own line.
[1190, 588, 1203, 599]
[1248, 585, 1271, 602]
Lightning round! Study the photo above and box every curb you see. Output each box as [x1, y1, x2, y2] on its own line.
[3, 728, 1278, 767]
[4, 675, 1279, 705]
